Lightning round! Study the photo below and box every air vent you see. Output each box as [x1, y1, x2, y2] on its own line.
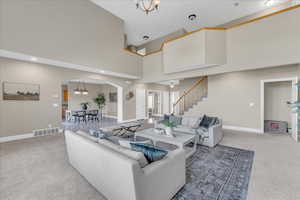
[33, 127, 60, 137]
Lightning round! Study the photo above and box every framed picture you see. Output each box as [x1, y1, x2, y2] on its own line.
[109, 92, 117, 102]
[2, 82, 40, 101]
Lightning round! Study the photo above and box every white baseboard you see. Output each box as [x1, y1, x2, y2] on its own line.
[223, 125, 263, 134]
[0, 129, 64, 143]
[0, 133, 35, 143]
[103, 115, 118, 119]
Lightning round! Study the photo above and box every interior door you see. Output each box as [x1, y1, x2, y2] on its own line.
[136, 89, 146, 119]
[291, 79, 298, 141]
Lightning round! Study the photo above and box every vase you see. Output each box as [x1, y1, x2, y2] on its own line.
[165, 127, 175, 137]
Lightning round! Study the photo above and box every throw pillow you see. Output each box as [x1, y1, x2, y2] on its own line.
[169, 115, 182, 126]
[199, 115, 211, 129]
[189, 117, 201, 128]
[98, 139, 148, 168]
[89, 129, 106, 139]
[130, 143, 168, 163]
[119, 139, 152, 149]
[164, 114, 170, 121]
[181, 116, 190, 126]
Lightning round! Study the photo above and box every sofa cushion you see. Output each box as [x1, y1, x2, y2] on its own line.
[169, 115, 182, 126]
[174, 125, 196, 134]
[98, 139, 148, 168]
[77, 130, 98, 142]
[130, 143, 168, 163]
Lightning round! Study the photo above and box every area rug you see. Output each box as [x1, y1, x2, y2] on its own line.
[172, 145, 254, 200]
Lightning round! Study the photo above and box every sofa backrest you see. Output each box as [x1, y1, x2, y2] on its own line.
[65, 130, 142, 200]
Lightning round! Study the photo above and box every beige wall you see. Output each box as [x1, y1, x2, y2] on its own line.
[0, 0, 142, 77]
[185, 64, 299, 130]
[142, 6, 300, 83]
[0, 57, 135, 137]
[265, 81, 292, 128]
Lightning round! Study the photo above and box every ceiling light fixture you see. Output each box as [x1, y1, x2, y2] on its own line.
[134, 0, 160, 14]
[81, 82, 89, 95]
[234, 2, 239, 7]
[31, 57, 37, 62]
[265, 0, 275, 7]
[143, 35, 150, 40]
[188, 14, 197, 21]
[74, 81, 81, 95]
[73, 81, 89, 95]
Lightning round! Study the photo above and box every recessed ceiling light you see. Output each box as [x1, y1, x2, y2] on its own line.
[265, 0, 275, 7]
[100, 70, 105, 73]
[30, 57, 37, 62]
[188, 14, 197, 21]
[143, 35, 150, 40]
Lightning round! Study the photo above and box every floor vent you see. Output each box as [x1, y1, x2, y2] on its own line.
[33, 127, 60, 136]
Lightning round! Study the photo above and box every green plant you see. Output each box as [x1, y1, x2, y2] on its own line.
[163, 120, 175, 127]
[94, 94, 106, 109]
[80, 102, 90, 106]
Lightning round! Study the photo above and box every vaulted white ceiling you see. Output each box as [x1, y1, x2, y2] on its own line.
[90, 0, 290, 46]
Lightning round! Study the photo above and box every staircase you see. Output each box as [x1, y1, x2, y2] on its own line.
[173, 76, 208, 115]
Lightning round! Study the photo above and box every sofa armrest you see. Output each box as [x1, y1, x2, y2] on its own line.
[138, 149, 186, 200]
[208, 122, 223, 147]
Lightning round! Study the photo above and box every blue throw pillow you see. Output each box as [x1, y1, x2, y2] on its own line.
[130, 143, 168, 163]
[89, 129, 106, 139]
[164, 114, 170, 121]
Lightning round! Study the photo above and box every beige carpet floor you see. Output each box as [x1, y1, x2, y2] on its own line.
[1, 129, 300, 200]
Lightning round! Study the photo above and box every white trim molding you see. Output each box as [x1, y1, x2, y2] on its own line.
[104, 115, 118, 119]
[0, 133, 35, 143]
[0, 49, 140, 79]
[223, 125, 263, 134]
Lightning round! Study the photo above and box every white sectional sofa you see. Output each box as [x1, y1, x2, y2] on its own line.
[156, 115, 223, 147]
[65, 130, 186, 200]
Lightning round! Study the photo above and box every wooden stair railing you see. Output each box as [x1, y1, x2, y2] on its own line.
[172, 76, 208, 115]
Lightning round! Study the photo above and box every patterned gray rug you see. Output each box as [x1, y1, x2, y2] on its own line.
[173, 145, 254, 200]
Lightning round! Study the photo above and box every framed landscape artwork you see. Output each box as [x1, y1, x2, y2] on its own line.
[2, 82, 40, 101]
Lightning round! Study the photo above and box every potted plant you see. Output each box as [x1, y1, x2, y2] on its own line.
[163, 121, 176, 137]
[80, 102, 90, 110]
[93, 94, 106, 109]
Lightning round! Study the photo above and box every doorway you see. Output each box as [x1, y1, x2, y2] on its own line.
[261, 77, 298, 141]
[61, 84, 68, 121]
[147, 90, 162, 118]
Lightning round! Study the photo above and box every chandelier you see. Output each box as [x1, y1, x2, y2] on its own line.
[134, 0, 160, 14]
[73, 81, 88, 95]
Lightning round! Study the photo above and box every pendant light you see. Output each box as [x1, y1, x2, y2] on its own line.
[74, 81, 81, 95]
